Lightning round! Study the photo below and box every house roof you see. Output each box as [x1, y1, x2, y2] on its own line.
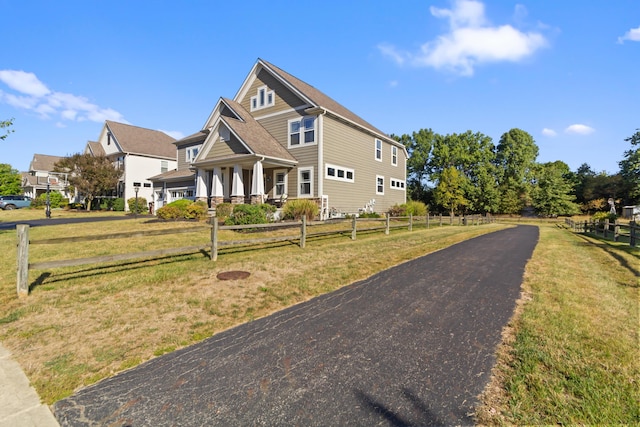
[85, 141, 105, 156]
[220, 98, 297, 163]
[105, 120, 177, 159]
[28, 154, 64, 172]
[259, 59, 393, 143]
[148, 168, 195, 182]
[174, 130, 209, 146]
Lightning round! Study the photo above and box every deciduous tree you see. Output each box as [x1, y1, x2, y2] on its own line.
[0, 118, 14, 141]
[619, 129, 640, 205]
[494, 128, 539, 214]
[0, 163, 22, 195]
[434, 166, 468, 216]
[531, 161, 580, 216]
[54, 153, 121, 211]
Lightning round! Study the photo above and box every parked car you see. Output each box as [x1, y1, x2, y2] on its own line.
[0, 195, 32, 210]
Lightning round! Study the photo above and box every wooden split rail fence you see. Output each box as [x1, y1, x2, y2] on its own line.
[16, 214, 493, 296]
[564, 218, 637, 247]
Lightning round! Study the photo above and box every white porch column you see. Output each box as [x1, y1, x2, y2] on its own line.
[211, 167, 224, 198]
[231, 164, 244, 203]
[195, 169, 208, 200]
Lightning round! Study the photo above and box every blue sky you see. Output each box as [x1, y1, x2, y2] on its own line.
[1, 0, 638, 175]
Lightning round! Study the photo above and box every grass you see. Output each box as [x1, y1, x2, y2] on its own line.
[476, 224, 639, 425]
[0, 207, 128, 222]
[0, 216, 507, 404]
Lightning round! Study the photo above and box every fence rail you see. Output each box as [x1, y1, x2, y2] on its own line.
[564, 218, 637, 247]
[16, 214, 494, 297]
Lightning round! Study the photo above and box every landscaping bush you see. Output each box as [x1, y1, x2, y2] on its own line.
[185, 200, 208, 220]
[112, 198, 125, 212]
[127, 197, 149, 214]
[388, 200, 427, 217]
[214, 203, 233, 222]
[32, 191, 65, 209]
[224, 203, 276, 226]
[593, 211, 617, 222]
[282, 199, 319, 221]
[359, 212, 382, 218]
[156, 199, 209, 221]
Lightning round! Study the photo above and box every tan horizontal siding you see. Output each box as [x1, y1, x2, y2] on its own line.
[205, 135, 249, 160]
[239, 69, 307, 116]
[322, 117, 406, 214]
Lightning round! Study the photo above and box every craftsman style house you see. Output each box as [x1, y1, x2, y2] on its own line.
[88, 121, 177, 210]
[167, 59, 406, 218]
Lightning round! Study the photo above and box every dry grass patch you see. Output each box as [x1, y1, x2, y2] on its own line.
[0, 219, 507, 404]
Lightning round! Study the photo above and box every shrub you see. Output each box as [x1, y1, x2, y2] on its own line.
[593, 212, 617, 222]
[387, 201, 427, 217]
[156, 199, 192, 220]
[359, 212, 382, 218]
[405, 200, 427, 216]
[32, 191, 65, 209]
[185, 200, 208, 220]
[112, 198, 125, 212]
[127, 197, 149, 214]
[214, 203, 233, 222]
[282, 199, 319, 221]
[224, 203, 276, 226]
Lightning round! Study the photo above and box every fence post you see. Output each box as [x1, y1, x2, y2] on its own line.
[439, 214, 443, 227]
[604, 220, 609, 238]
[385, 216, 390, 235]
[210, 217, 218, 261]
[300, 216, 307, 248]
[351, 216, 357, 240]
[16, 224, 29, 297]
[631, 221, 636, 247]
[409, 214, 413, 231]
[426, 212, 430, 229]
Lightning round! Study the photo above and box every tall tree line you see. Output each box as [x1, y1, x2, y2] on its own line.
[397, 127, 635, 216]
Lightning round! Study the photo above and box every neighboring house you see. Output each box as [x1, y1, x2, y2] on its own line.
[88, 121, 177, 210]
[149, 131, 206, 208]
[21, 154, 72, 200]
[185, 58, 407, 218]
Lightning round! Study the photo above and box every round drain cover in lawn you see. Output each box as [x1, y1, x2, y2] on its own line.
[217, 271, 251, 281]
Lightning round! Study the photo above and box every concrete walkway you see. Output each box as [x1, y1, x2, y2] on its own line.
[0, 344, 59, 427]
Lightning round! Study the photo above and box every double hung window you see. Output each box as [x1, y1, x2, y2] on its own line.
[289, 116, 316, 147]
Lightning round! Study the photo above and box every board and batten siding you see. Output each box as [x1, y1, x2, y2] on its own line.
[322, 116, 406, 214]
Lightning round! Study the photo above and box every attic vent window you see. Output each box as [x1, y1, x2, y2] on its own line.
[250, 85, 275, 111]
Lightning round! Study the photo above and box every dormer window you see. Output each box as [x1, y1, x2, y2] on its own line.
[250, 85, 275, 111]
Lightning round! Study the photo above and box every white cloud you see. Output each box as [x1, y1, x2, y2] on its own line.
[378, 0, 548, 76]
[565, 124, 595, 135]
[0, 69, 126, 124]
[542, 128, 557, 137]
[0, 70, 50, 97]
[618, 25, 640, 43]
[160, 130, 185, 140]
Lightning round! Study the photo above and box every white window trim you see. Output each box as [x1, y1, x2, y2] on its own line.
[273, 169, 288, 198]
[376, 175, 385, 195]
[298, 167, 314, 198]
[186, 145, 202, 163]
[288, 116, 317, 148]
[250, 85, 275, 112]
[325, 163, 354, 183]
[375, 139, 382, 162]
[391, 145, 398, 166]
[390, 178, 406, 190]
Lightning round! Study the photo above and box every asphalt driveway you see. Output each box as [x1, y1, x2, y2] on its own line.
[53, 225, 539, 426]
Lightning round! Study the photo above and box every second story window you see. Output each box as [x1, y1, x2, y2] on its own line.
[161, 160, 168, 173]
[375, 139, 382, 161]
[391, 146, 398, 166]
[250, 85, 275, 111]
[186, 146, 200, 163]
[289, 116, 316, 147]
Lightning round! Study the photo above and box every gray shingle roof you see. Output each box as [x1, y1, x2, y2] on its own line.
[148, 168, 195, 182]
[85, 141, 105, 156]
[105, 121, 177, 159]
